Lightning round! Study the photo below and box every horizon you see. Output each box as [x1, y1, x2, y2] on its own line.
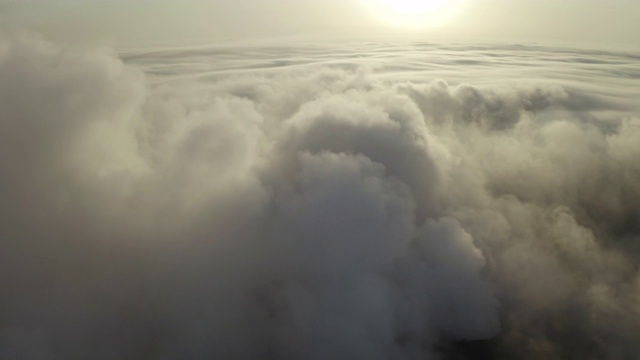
[1, 0, 639, 50]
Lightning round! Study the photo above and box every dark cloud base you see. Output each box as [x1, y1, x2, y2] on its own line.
[1, 34, 639, 359]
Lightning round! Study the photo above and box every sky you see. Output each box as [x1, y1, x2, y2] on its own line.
[1, 1, 640, 359]
[1, 0, 639, 48]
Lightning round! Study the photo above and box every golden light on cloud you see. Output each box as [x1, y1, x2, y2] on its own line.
[366, 0, 464, 28]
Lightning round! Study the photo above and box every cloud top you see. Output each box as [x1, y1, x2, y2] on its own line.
[0, 33, 639, 359]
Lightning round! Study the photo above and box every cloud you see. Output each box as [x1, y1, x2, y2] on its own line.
[0, 33, 639, 359]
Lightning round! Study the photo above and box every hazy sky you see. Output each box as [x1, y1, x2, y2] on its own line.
[2, 1, 640, 359]
[1, 0, 639, 48]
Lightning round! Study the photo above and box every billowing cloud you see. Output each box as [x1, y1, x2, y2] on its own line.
[0, 33, 639, 359]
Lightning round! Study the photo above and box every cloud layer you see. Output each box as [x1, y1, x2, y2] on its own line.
[1, 33, 639, 359]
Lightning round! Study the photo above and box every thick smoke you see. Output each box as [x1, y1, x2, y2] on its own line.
[1, 33, 639, 359]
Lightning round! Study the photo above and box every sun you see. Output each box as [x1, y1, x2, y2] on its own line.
[366, 0, 463, 28]
[378, 0, 447, 16]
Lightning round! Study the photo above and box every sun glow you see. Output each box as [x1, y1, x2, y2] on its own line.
[366, 0, 463, 28]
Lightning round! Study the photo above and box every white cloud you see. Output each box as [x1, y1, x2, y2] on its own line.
[0, 33, 639, 359]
